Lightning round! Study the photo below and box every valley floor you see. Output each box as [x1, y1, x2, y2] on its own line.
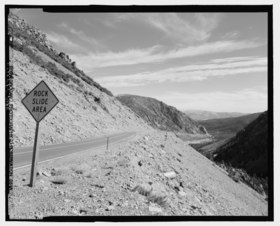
[8, 130, 267, 219]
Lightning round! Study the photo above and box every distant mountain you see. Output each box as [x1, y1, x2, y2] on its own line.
[214, 111, 268, 177]
[199, 112, 262, 141]
[117, 94, 208, 135]
[184, 110, 245, 121]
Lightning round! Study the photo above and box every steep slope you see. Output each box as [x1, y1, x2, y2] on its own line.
[199, 112, 261, 141]
[214, 111, 268, 177]
[8, 13, 150, 147]
[117, 94, 208, 135]
[184, 110, 245, 121]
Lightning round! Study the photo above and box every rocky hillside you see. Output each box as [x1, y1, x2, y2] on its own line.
[214, 111, 268, 177]
[184, 110, 245, 121]
[117, 95, 208, 135]
[8, 12, 151, 147]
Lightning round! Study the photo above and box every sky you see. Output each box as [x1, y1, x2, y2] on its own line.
[14, 8, 268, 113]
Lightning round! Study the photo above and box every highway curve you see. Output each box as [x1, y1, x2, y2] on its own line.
[13, 131, 136, 170]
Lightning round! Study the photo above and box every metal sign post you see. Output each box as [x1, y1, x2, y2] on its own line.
[21, 80, 59, 187]
[29, 121, 40, 187]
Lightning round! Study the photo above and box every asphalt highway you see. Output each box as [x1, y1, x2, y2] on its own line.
[13, 131, 136, 170]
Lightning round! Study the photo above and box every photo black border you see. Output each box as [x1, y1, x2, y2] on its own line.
[5, 4, 274, 222]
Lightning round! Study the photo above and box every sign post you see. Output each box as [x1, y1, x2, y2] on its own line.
[21, 80, 59, 187]
[29, 121, 40, 187]
[106, 136, 109, 151]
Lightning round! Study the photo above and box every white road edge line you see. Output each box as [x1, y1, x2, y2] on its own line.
[14, 133, 131, 155]
[13, 133, 135, 170]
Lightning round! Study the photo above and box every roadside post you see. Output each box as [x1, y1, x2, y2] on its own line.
[106, 136, 109, 151]
[21, 80, 59, 187]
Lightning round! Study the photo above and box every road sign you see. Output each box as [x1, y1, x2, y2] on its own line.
[21, 80, 59, 187]
[22, 80, 59, 122]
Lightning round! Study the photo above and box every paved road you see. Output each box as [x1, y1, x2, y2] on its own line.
[13, 131, 136, 170]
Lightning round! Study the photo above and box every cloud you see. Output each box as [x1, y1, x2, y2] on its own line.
[211, 56, 259, 63]
[152, 88, 267, 113]
[72, 39, 263, 71]
[152, 13, 219, 42]
[95, 57, 267, 88]
[57, 22, 103, 49]
[222, 31, 240, 39]
[106, 13, 221, 43]
[46, 32, 83, 52]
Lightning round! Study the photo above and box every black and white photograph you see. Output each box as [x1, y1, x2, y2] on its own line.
[4, 2, 274, 222]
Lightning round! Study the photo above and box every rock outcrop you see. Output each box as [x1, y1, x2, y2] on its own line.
[8, 12, 55, 54]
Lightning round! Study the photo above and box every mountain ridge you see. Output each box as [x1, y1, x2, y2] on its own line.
[184, 110, 246, 121]
[199, 112, 262, 142]
[116, 94, 208, 136]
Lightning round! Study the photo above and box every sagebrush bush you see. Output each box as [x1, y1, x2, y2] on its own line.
[132, 184, 168, 207]
[51, 177, 68, 185]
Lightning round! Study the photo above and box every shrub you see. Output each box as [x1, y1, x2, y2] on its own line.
[71, 164, 91, 175]
[51, 177, 68, 185]
[218, 162, 268, 195]
[228, 170, 240, 183]
[132, 184, 168, 207]
[10, 39, 23, 52]
[94, 97, 101, 103]
[45, 62, 57, 75]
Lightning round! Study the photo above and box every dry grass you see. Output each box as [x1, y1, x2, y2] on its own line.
[71, 163, 91, 175]
[132, 184, 168, 207]
[51, 176, 68, 185]
[147, 193, 168, 207]
[50, 167, 70, 176]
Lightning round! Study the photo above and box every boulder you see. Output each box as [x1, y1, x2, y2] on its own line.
[163, 171, 176, 179]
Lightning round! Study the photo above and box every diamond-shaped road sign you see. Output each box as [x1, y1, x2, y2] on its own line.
[22, 81, 59, 122]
